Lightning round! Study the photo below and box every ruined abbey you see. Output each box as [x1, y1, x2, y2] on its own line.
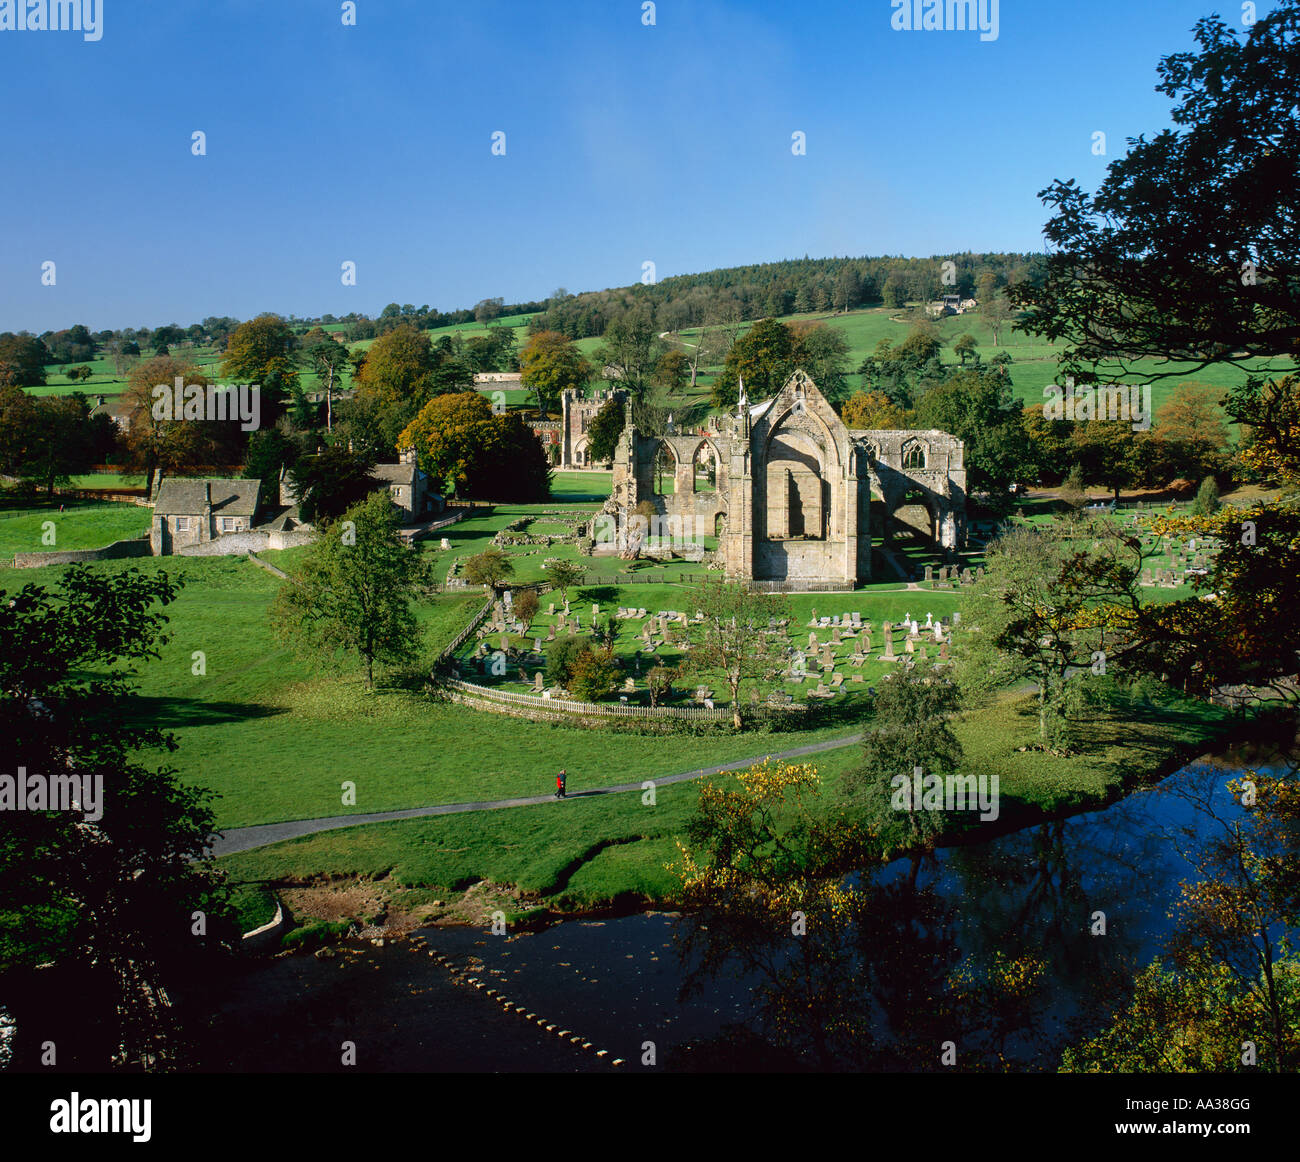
[605, 369, 967, 590]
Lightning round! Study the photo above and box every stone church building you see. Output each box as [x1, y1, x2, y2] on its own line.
[606, 368, 967, 590]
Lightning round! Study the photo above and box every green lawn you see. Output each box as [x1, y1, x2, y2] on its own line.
[219, 682, 1237, 929]
[0, 500, 149, 559]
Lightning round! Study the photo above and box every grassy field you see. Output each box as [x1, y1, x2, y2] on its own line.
[0, 499, 150, 559]
[219, 682, 1236, 930]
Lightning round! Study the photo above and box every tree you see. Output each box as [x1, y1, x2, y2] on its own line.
[242, 428, 301, 499]
[569, 646, 622, 702]
[18, 394, 98, 497]
[841, 389, 905, 430]
[1191, 474, 1221, 516]
[913, 368, 1033, 505]
[221, 314, 299, 421]
[1012, 7, 1300, 383]
[960, 521, 1142, 745]
[981, 294, 1015, 347]
[1155, 382, 1230, 451]
[519, 330, 592, 417]
[790, 322, 851, 402]
[685, 580, 792, 728]
[952, 334, 978, 366]
[651, 349, 689, 395]
[545, 634, 589, 688]
[597, 307, 660, 397]
[120, 355, 218, 497]
[712, 318, 796, 409]
[545, 559, 584, 605]
[398, 391, 550, 501]
[1058, 463, 1087, 511]
[67, 364, 94, 385]
[288, 446, 376, 523]
[882, 272, 908, 309]
[271, 488, 431, 690]
[1071, 420, 1142, 502]
[462, 548, 514, 590]
[646, 662, 677, 707]
[0, 334, 49, 387]
[352, 323, 436, 413]
[585, 395, 626, 464]
[844, 660, 964, 882]
[512, 588, 540, 627]
[305, 339, 350, 430]
[0, 566, 232, 1068]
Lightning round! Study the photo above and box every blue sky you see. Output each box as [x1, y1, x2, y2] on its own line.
[0, 0, 1276, 332]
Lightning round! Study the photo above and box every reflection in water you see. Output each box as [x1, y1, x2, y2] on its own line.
[672, 761, 1256, 1070]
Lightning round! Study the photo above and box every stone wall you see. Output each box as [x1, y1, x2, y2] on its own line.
[11, 536, 152, 569]
[173, 528, 316, 557]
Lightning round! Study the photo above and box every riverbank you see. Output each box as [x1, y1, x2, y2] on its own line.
[219, 683, 1254, 937]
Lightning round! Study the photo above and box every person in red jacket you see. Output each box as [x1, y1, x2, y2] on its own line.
[555, 769, 567, 799]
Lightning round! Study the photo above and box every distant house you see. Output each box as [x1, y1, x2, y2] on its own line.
[371, 448, 438, 523]
[90, 395, 134, 432]
[151, 477, 262, 555]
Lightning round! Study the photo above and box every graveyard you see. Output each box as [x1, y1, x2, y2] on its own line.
[454, 587, 966, 711]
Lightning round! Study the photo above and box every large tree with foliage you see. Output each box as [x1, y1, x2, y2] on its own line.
[711, 318, 796, 410]
[913, 368, 1033, 507]
[398, 390, 550, 501]
[0, 566, 232, 1068]
[519, 330, 592, 417]
[0, 333, 49, 387]
[1011, 6, 1300, 382]
[221, 313, 298, 422]
[120, 355, 220, 497]
[960, 520, 1142, 746]
[271, 488, 431, 690]
[287, 446, 377, 524]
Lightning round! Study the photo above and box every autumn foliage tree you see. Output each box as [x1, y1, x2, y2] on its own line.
[519, 330, 592, 417]
[398, 390, 549, 501]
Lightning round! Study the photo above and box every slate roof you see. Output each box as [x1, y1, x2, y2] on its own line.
[152, 477, 261, 517]
[370, 463, 419, 488]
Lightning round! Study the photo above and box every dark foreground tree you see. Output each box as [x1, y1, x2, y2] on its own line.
[1012, 6, 1300, 382]
[0, 566, 233, 1069]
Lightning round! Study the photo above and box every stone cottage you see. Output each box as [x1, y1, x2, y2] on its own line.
[150, 478, 262, 555]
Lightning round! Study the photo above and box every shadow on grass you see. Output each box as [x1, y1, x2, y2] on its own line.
[123, 695, 287, 729]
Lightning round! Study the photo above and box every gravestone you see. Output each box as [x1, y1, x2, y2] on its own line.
[548, 603, 555, 615]
[832, 627, 842, 643]
[938, 566, 948, 583]
[499, 632, 510, 651]
[905, 636, 915, 653]
[924, 565, 933, 582]
[809, 631, 819, 649]
[883, 624, 896, 659]
[592, 604, 600, 620]
[533, 636, 543, 653]
[939, 641, 950, 660]
[952, 611, 961, 626]
[533, 672, 545, 691]
[440, 537, 451, 550]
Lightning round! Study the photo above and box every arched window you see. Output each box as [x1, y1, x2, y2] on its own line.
[902, 440, 927, 470]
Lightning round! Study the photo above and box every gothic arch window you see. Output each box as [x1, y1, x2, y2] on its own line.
[653, 443, 677, 495]
[901, 439, 928, 470]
